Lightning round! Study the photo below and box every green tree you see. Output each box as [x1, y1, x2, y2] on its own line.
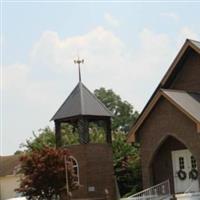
[20, 127, 56, 151]
[94, 87, 139, 132]
[112, 132, 142, 197]
[21, 125, 79, 151]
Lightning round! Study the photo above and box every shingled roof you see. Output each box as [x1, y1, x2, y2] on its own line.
[190, 39, 200, 49]
[51, 82, 113, 121]
[0, 155, 20, 177]
[162, 89, 200, 123]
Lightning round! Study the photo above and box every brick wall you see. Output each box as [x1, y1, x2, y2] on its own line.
[137, 98, 200, 192]
[67, 144, 117, 200]
[170, 49, 200, 91]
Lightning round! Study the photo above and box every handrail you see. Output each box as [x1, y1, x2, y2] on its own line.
[127, 179, 171, 199]
[128, 180, 169, 197]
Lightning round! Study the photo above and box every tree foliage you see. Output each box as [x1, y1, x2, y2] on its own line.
[21, 125, 79, 151]
[16, 147, 79, 200]
[112, 133, 142, 197]
[20, 127, 56, 151]
[94, 87, 139, 132]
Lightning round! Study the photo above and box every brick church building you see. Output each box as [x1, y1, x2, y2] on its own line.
[128, 39, 200, 197]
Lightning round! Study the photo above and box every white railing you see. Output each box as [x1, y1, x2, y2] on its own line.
[125, 180, 171, 200]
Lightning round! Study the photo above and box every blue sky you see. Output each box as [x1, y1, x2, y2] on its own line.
[1, 1, 200, 155]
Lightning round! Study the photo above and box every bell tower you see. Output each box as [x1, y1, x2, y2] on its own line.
[51, 59, 116, 200]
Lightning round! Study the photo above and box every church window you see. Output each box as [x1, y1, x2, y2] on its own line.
[68, 156, 80, 184]
[191, 156, 197, 169]
[179, 157, 185, 169]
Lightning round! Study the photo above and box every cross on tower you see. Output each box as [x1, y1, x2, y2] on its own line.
[74, 57, 84, 82]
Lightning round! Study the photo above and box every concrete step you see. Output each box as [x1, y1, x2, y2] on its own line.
[175, 192, 200, 200]
[72, 198, 105, 200]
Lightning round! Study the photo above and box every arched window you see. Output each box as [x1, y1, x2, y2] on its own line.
[68, 156, 80, 184]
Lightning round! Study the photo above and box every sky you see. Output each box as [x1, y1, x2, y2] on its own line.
[1, 1, 200, 155]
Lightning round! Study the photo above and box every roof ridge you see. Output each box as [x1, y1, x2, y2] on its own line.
[161, 89, 187, 93]
[50, 83, 80, 121]
[162, 89, 200, 95]
[188, 91, 200, 95]
[81, 83, 113, 116]
[51, 82, 113, 121]
[187, 38, 200, 44]
[162, 90, 200, 123]
[79, 82, 84, 114]
[188, 39, 200, 50]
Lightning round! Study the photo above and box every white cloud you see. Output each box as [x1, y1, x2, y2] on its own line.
[32, 27, 123, 63]
[6, 27, 175, 112]
[4, 63, 58, 107]
[4, 64, 29, 90]
[30, 26, 176, 112]
[160, 12, 179, 22]
[180, 26, 199, 40]
[30, 26, 125, 80]
[176, 26, 199, 47]
[104, 13, 120, 28]
[5, 25, 199, 155]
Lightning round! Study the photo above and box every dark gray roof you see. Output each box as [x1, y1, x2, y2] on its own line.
[189, 39, 200, 49]
[189, 92, 200, 103]
[51, 82, 113, 121]
[162, 89, 200, 123]
[0, 155, 20, 176]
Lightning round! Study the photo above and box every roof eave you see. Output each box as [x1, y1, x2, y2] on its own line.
[128, 89, 200, 143]
[161, 90, 200, 124]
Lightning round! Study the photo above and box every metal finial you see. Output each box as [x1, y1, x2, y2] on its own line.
[74, 57, 84, 82]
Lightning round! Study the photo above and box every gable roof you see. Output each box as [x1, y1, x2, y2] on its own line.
[190, 39, 200, 49]
[128, 39, 200, 142]
[51, 82, 113, 121]
[128, 89, 200, 142]
[162, 90, 200, 123]
[0, 155, 20, 177]
[161, 39, 200, 88]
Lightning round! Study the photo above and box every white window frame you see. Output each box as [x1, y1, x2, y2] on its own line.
[68, 156, 80, 184]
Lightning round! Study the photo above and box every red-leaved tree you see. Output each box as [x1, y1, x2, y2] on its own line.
[16, 147, 79, 200]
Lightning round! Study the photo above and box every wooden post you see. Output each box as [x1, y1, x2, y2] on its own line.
[78, 118, 89, 144]
[55, 121, 62, 148]
[106, 119, 112, 144]
[197, 123, 200, 133]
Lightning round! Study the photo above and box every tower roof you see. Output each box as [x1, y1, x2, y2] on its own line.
[51, 82, 113, 121]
